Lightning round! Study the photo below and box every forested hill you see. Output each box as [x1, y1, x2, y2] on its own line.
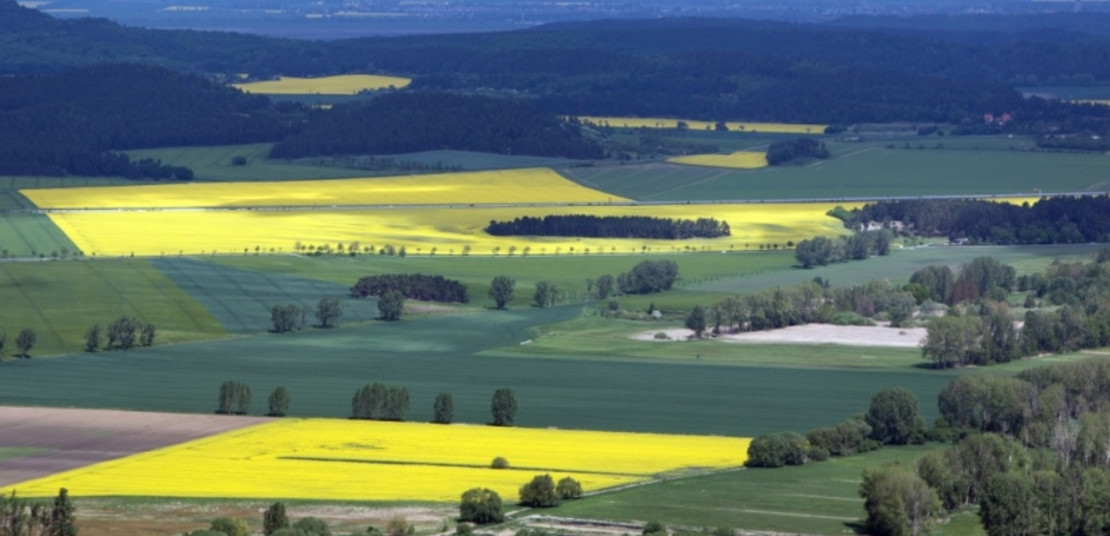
[0, 64, 295, 176]
[270, 93, 603, 160]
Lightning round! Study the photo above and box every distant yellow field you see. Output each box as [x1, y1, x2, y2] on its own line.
[232, 74, 411, 95]
[668, 151, 768, 169]
[579, 116, 827, 134]
[21, 169, 624, 209]
[3, 419, 750, 501]
[42, 202, 856, 257]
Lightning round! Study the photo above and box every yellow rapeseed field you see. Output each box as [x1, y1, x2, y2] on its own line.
[231, 74, 411, 95]
[21, 169, 624, 209]
[668, 151, 768, 169]
[3, 419, 750, 501]
[43, 202, 857, 257]
[578, 116, 827, 134]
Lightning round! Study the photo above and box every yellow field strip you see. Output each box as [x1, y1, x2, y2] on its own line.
[579, 116, 827, 134]
[43, 202, 857, 257]
[20, 169, 626, 209]
[232, 74, 411, 95]
[2, 419, 750, 502]
[668, 152, 769, 169]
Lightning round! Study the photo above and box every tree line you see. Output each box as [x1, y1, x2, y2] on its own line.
[485, 215, 730, 240]
[350, 274, 469, 303]
[0, 487, 76, 536]
[269, 92, 603, 160]
[765, 138, 829, 165]
[794, 229, 893, 269]
[840, 195, 1110, 245]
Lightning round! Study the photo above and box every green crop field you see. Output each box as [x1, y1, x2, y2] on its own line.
[0, 301, 957, 436]
[561, 140, 1110, 201]
[0, 213, 80, 259]
[554, 444, 986, 536]
[0, 260, 225, 356]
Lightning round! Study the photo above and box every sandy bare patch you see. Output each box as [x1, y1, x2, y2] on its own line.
[632, 324, 926, 348]
[0, 406, 269, 487]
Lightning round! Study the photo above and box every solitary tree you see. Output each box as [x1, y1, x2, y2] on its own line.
[491, 388, 517, 426]
[15, 328, 36, 358]
[488, 276, 515, 309]
[84, 324, 101, 352]
[48, 487, 76, 536]
[315, 297, 343, 328]
[556, 477, 583, 500]
[519, 474, 559, 507]
[685, 306, 707, 338]
[458, 488, 504, 524]
[378, 290, 405, 321]
[139, 322, 156, 347]
[268, 386, 291, 417]
[433, 393, 454, 424]
[533, 281, 558, 308]
[263, 502, 289, 536]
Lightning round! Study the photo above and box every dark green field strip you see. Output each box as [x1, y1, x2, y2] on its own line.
[555, 444, 942, 535]
[560, 141, 1110, 201]
[0, 304, 955, 436]
[151, 257, 383, 334]
[691, 244, 1106, 294]
[0, 260, 224, 356]
[280, 456, 645, 478]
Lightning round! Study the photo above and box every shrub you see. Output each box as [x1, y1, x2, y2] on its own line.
[653, 332, 669, 340]
[745, 432, 808, 468]
[556, 477, 582, 500]
[519, 474, 559, 507]
[459, 488, 504, 524]
[491, 456, 510, 469]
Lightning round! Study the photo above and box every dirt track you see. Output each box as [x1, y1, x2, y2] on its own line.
[0, 406, 269, 487]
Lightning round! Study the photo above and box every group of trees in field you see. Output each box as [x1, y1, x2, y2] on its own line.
[0, 487, 76, 536]
[215, 381, 290, 416]
[351, 383, 411, 421]
[485, 215, 730, 240]
[841, 195, 1110, 245]
[794, 229, 893, 268]
[458, 474, 582, 526]
[270, 92, 603, 160]
[270, 298, 347, 333]
[920, 252, 1110, 368]
[0, 328, 38, 359]
[614, 260, 679, 295]
[83, 316, 155, 352]
[351, 274, 469, 303]
[765, 138, 829, 165]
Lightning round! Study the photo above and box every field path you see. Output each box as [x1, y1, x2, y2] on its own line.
[0, 406, 268, 487]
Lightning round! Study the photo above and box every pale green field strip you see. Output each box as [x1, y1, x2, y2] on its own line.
[0, 212, 81, 258]
[125, 144, 372, 181]
[0, 260, 224, 356]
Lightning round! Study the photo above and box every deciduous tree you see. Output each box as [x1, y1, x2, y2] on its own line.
[459, 488, 504, 524]
[491, 388, 517, 426]
[433, 393, 454, 424]
[15, 328, 36, 358]
[315, 297, 342, 328]
[489, 276, 515, 309]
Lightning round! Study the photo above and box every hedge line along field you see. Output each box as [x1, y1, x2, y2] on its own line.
[36, 202, 853, 257]
[3, 418, 750, 501]
[0, 212, 81, 258]
[578, 117, 827, 134]
[21, 168, 623, 209]
[0, 303, 958, 436]
[231, 74, 412, 95]
[560, 140, 1110, 201]
[0, 260, 224, 356]
[667, 151, 768, 169]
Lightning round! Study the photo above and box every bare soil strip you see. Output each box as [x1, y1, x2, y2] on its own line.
[631, 324, 926, 348]
[0, 406, 269, 487]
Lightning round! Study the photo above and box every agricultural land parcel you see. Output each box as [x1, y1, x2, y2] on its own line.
[3, 418, 749, 501]
[667, 151, 768, 169]
[561, 139, 1110, 201]
[231, 74, 412, 94]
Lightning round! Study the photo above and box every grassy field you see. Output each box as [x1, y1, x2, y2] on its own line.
[691, 244, 1107, 294]
[552, 444, 985, 536]
[560, 140, 1110, 201]
[0, 260, 224, 357]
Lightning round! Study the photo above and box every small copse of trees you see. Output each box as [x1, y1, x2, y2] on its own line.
[351, 274, 469, 303]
